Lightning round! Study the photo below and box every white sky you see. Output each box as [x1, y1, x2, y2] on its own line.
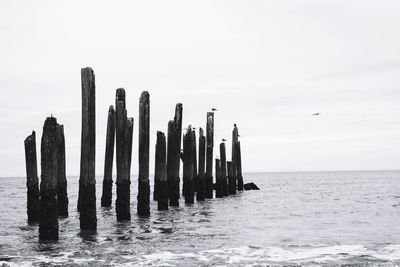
[0, 0, 399, 177]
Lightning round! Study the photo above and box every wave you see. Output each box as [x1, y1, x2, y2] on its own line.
[3, 244, 399, 266]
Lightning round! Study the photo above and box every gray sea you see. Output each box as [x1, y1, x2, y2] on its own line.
[0, 170, 399, 266]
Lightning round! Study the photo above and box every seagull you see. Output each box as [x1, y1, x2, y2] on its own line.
[312, 113, 320, 116]
[211, 108, 217, 111]
[222, 138, 227, 142]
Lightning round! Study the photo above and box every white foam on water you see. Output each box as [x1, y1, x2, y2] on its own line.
[126, 244, 400, 266]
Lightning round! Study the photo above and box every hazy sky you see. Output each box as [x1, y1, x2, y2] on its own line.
[1, 0, 399, 177]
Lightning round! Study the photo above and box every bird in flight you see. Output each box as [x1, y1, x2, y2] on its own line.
[312, 113, 320, 116]
[222, 138, 227, 142]
[211, 108, 217, 111]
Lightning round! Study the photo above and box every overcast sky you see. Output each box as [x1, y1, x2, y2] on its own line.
[1, 0, 399, 177]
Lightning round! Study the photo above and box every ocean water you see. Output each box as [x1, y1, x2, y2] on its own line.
[0, 170, 399, 266]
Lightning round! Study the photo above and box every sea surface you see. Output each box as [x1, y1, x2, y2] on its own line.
[0, 171, 400, 266]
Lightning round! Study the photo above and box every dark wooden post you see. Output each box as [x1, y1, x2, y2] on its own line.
[39, 117, 59, 240]
[167, 121, 178, 206]
[220, 142, 228, 197]
[24, 131, 40, 223]
[227, 161, 236, 194]
[155, 131, 168, 210]
[167, 103, 183, 206]
[101, 105, 116, 207]
[183, 127, 194, 204]
[205, 112, 214, 198]
[196, 127, 205, 201]
[235, 142, 244, 191]
[138, 91, 150, 216]
[78, 67, 97, 230]
[56, 124, 68, 217]
[127, 117, 134, 174]
[215, 158, 222, 198]
[115, 88, 130, 221]
[232, 124, 239, 192]
[192, 130, 198, 192]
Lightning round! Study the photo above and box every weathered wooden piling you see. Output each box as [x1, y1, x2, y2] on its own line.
[205, 112, 214, 198]
[220, 142, 228, 197]
[115, 88, 130, 221]
[78, 67, 97, 230]
[235, 141, 244, 191]
[39, 117, 59, 240]
[127, 117, 134, 174]
[167, 104, 183, 206]
[183, 127, 195, 204]
[56, 124, 68, 217]
[155, 131, 168, 210]
[227, 161, 236, 194]
[167, 121, 178, 206]
[192, 130, 198, 192]
[232, 124, 239, 163]
[101, 105, 116, 207]
[24, 131, 40, 223]
[196, 128, 206, 201]
[138, 91, 150, 216]
[215, 158, 222, 198]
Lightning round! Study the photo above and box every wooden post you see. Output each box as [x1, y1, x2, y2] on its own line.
[56, 124, 68, 217]
[167, 120, 178, 206]
[220, 142, 228, 197]
[205, 112, 214, 198]
[235, 142, 244, 191]
[127, 117, 134, 174]
[183, 127, 195, 204]
[192, 130, 198, 192]
[79, 67, 97, 230]
[39, 117, 59, 240]
[115, 88, 130, 221]
[227, 161, 236, 194]
[215, 158, 222, 198]
[196, 128, 205, 201]
[101, 105, 116, 207]
[138, 91, 150, 216]
[24, 131, 40, 223]
[155, 131, 168, 210]
[232, 124, 239, 192]
[167, 103, 183, 206]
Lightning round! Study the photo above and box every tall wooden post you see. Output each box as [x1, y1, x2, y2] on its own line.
[39, 117, 59, 240]
[196, 128, 205, 201]
[220, 142, 228, 197]
[24, 131, 40, 223]
[183, 127, 195, 204]
[232, 124, 239, 192]
[205, 112, 214, 198]
[227, 161, 236, 194]
[101, 105, 116, 207]
[192, 130, 198, 192]
[138, 91, 150, 216]
[167, 103, 183, 206]
[167, 121, 178, 206]
[79, 67, 97, 230]
[215, 158, 222, 198]
[235, 142, 244, 191]
[115, 88, 130, 221]
[155, 131, 168, 210]
[127, 117, 134, 174]
[56, 124, 68, 217]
